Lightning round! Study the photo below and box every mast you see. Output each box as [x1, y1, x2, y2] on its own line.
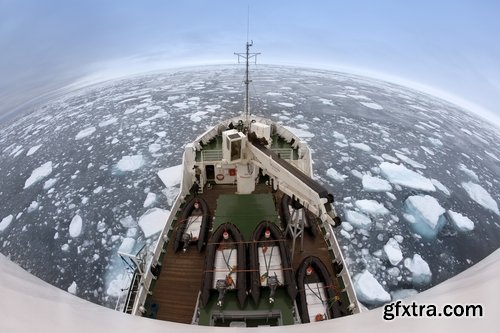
[235, 41, 260, 126]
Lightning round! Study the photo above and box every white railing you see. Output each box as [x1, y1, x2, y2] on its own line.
[201, 150, 222, 162]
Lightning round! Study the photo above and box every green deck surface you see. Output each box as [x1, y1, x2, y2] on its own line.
[213, 193, 279, 239]
[198, 193, 295, 326]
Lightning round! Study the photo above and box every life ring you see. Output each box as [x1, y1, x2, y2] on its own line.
[216, 174, 224, 181]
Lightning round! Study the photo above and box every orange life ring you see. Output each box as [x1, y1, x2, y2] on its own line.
[315, 313, 324, 321]
[216, 174, 224, 181]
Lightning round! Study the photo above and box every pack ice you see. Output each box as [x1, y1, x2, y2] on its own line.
[403, 195, 446, 239]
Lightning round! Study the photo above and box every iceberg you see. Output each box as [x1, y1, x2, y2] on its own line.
[24, 162, 53, 189]
[362, 175, 392, 192]
[353, 270, 391, 306]
[461, 182, 499, 216]
[383, 238, 403, 266]
[380, 162, 435, 192]
[403, 195, 446, 239]
[404, 254, 432, 287]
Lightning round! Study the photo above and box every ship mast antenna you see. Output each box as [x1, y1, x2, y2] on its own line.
[235, 16, 260, 127]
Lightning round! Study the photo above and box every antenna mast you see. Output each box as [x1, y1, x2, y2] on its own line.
[234, 41, 260, 124]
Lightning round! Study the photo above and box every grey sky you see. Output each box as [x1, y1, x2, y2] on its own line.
[1, 1, 499, 124]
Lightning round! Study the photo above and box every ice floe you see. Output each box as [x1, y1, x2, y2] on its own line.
[391, 289, 418, 301]
[26, 144, 42, 156]
[461, 182, 499, 215]
[344, 210, 372, 229]
[458, 164, 479, 182]
[350, 142, 372, 152]
[75, 126, 96, 140]
[395, 152, 426, 169]
[403, 195, 446, 239]
[138, 208, 170, 238]
[381, 153, 399, 163]
[360, 102, 383, 110]
[447, 210, 474, 232]
[69, 215, 83, 238]
[67, 281, 77, 295]
[0, 215, 14, 233]
[353, 270, 391, 306]
[384, 238, 403, 265]
[355, 199, 390, 216]
[283, 126, 315, 138]
[117, 237, 136, 254]
[148, 143, 161, 154]
[98, 117, 118, 127]
[362, 175, 392, 192]
[431, 179, 450, 196]
[143, 192, 157, 208]
[157, 164, 182, 188]
[116, 155, 145, 172]
[278, 102, 295, 107]
[24, 161, 53, 189]
[43, 178, 58, 190]
[404, 254, 432, 287]
[326, 168, 347, 183]
[379, 162, 435, 192]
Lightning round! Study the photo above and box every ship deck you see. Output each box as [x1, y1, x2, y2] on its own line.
[148, 183, 348, 325]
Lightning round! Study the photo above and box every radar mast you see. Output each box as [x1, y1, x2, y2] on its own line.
[234, 41, 260, 127]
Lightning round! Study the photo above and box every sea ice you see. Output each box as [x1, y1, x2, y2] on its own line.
[381, 153, 399, 163]
[350, 142, 372, 152]
[26, 144, 42, 156]
[391, 289, 418, 301]
[75, 126, 96, 140]
[118, 237, 136, 254]
[143, 192, 157, 208]
[458, 164, 479, 182]
[326, 168, 347, 183]
[157, 164, 182, 187]
[355, 199, 390, 216]
[24, 161, 53, 188]
[431, 179, 450, 196]
[362, 175, 392, 192]
[69, 215, 83, 238]
[119, 216, 136, 228]
[384, 238, 403, 265]
[27, 201, 39, 213]
[404, 254, 432, 287]
[67, 281, 77, 295]
[116, 155, 145, 172]
[403, 195, 446, 239]
[332, 131, 346, 140]
[98, 117, 118, 127]
[106, 273, 130, 298]
[447, 210, 475, 232]
[395, 152, 426, 169]
[0, 215, 14, 233]
[278, 102, 295, 107]
[360, 102, 383, 110]
[138, 208, 170, 238]
[428, 137, 443, 147]
[43, 178, 58, 190]
[353, 270, 391, 306]
[148, 143, 161, 154]
[461, 182, 499, 215]
[379, 162, 435, 192]
[283, 126, 315, 138]
[344, 210, 372, 230]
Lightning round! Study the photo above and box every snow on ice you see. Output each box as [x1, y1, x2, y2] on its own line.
[384, 238, 403, 265]
[157, 164, 182, 188]
[461, 182, 499, 216]
[355, 199, 390, 216]
[138, 208, 170, 238]
[69, 215, 83, 238]
[353, 270, 391, 306]
[379, 162, 435, 192]
[75, 126, 96, 140]
[362, 175, 392, 192]
[24, 161, 53, 188]
[404, 254, 432, 287]
[404, 195, 446, 239]
[344, 210, 372, 230]
[116, 155, 145, 172]
[447, 210, 475, 232]
[326, 168, 347, 183]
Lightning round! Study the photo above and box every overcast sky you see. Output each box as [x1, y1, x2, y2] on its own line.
[1, 0, 499, 125]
